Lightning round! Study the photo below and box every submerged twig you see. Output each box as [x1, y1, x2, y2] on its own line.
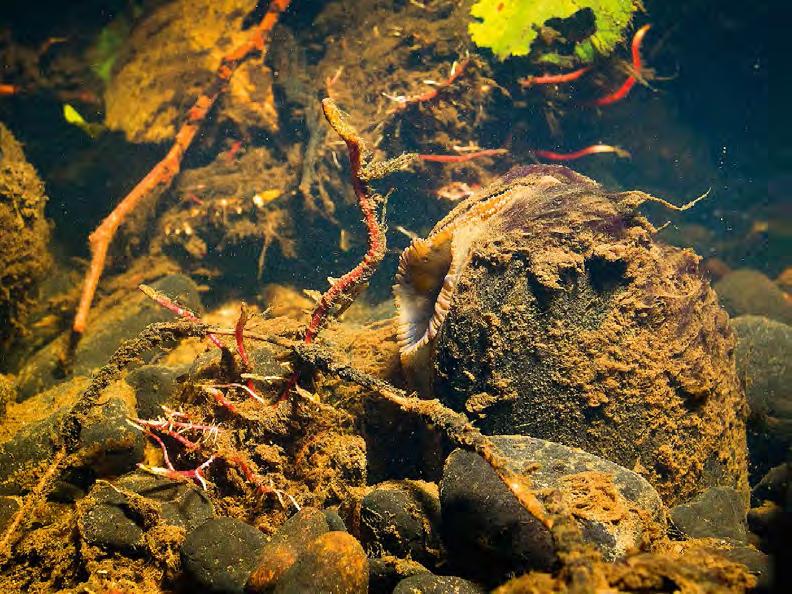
[71, 0, 292, 340]
[303, 98, 388, 344]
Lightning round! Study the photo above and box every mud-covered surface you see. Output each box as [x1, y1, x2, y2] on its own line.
[429, 168, 749, 506]
[0, 123, 51, 362]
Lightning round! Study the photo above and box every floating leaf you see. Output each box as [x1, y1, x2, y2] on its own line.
[469, 0, 640, 61]
[63, 104, 105, 138]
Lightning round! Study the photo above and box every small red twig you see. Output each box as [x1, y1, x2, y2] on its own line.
[0, 83, 20, 96]
[71, 0, 292, 338]
[210, 383, 266, 404]
[593, 24, 651, 106]
[386, 57, 469, 112]
[235, 303, 251, 367]
[519, 66, 591, 88]
[534, 144, 631, 161]
[234, 303, 259, 394]
[139, 284, 224, 350]
[205, 386, 238, 414]
[418, 148, 508, 163]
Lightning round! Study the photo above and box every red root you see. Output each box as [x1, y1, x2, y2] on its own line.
[139, 283, 224, 350]
[418, 148, 508, 163]
[386, 57, 469, 112]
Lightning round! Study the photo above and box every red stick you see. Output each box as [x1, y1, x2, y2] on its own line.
[235, 303, 251, 367]
[593, 76, 637, 106]
[519, 66, 591, 88]
[418, 148, 508, 163]
[278, 98, 387, 402]
[0, 83, 19, 96]
[534, 144, 631, 161]
[593, 24, 651, 106]
[304, 99, 387, 343]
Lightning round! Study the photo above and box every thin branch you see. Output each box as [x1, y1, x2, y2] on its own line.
[71, 0, 292, 338]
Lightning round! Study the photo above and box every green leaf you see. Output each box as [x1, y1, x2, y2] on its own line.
[469, 0, 639, 61]
[63, 104, 105, 139]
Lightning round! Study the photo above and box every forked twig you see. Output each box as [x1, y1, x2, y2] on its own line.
[71, 0, 292, 339]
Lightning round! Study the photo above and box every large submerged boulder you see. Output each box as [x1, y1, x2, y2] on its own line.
[394, 165, 748, 506]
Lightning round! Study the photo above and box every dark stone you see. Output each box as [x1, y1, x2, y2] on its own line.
[715, 270, 792, 325]
[393, 574, 485, 594]
[273, 531, 368, 594]
[0, 392, 144, 496]
[669, 487, 748, 542]
[369, 556, 429, 594]
[182, 517, 266, 594]
[14, 274, 202, 400]
[79, 397, 146, 477]
[359, 481, 441, 566]
[125, 364, 185, 418]
[715, 540, 771, 579]
[323, 508, 347, 532]
[753, 463, 791, 504]
[249, 345, 287, 379]
[362, 395, 446, 483]
[79, 471, 214, 555]
[247, 507, 331, 592]
[732, 316, 792, 480]
[79, 488, 146, 554]
[441, 451, 556, 582]
[441, 435, 666, 582]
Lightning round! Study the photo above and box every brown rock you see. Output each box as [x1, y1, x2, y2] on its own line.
[273, 531, 368, 594]
[0, 122, 51, 362]
[247, 507, 330, 591]
[397, 165, 748, 506]
[714, 269, 792, 325]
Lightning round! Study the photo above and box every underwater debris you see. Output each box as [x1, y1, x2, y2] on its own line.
[385, 56, 470, 113]
[72, 0, 292, 340]
[62, 103, 105, 138]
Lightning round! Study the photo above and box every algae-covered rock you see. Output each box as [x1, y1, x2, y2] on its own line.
[104, 0, 278, 144]
[395, 165, 748, 506]
[441, 435, 664, 582]
[0, 123, 51, 361]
